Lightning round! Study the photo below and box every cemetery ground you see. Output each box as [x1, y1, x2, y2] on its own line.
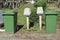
[0, 3, 60, 40]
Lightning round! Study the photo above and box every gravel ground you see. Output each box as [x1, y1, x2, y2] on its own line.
[0, 29, 60, 40]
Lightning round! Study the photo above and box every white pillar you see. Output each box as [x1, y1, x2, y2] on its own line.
[26, 17, 29, 30]
[9, 2, 11, 7]
[16, 2, 17, 8]
[13, 0, 14, 8]
[39, 15, 42, 31]
[13, 3, 14, 8]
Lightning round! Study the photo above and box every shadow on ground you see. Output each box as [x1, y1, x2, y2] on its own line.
[29, 22, 34, 28]
[0, 23, 4, 29]
[42, 23, 46, 29]
[29, 21, 46, 29]
[16, 25, 24, 32]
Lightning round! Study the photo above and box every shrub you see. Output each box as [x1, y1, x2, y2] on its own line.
[29, 8, 39, 23]
[34, 0, 47, 8]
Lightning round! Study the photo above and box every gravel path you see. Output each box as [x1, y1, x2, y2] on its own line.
[0, 29, 60, 40]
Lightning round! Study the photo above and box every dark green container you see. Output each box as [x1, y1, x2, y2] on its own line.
[3, 10, 17, 33]
[45, 10, 58, 34]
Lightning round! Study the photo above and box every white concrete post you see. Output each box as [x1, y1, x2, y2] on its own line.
[26, 17, 29, 30]
[39, 15, 42, 30]
[37, 7, 43, 31]
[24, 8, 31, 30]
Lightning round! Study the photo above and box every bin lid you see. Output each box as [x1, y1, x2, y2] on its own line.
[3, 10, 15, 15]
[45, 10, 59, 15]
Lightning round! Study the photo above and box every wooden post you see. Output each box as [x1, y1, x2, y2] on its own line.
[39, 15, 42, 31]
[26, 17, 29, 30]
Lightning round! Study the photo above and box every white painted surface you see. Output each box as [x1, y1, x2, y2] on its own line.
[24, 8, 31, 16]
[37, 7, 43, 15]
[0, 29, 5, 32]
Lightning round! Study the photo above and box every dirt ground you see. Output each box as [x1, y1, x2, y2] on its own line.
[0, 29, 60, 40]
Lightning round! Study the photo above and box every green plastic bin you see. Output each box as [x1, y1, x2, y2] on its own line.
[3, 10, 17, 33]
[45, 10, 58, 34]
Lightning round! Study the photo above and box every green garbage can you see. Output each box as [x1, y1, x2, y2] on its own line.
[3, 10, 17, 33]
[45, 10, 58, 34]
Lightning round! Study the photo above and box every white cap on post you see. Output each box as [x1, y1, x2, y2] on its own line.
[24, 8, 31, 17]
[37, 7, 43, 15]
[37, 7, 44, 31]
